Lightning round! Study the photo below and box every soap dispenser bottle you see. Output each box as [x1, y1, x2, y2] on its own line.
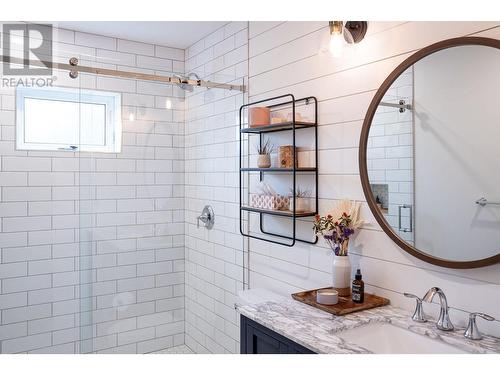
[352, 269, 364, 303]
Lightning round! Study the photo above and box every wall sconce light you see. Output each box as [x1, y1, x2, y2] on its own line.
[329, 21, 368, 56]
[329, 21, 344, 57]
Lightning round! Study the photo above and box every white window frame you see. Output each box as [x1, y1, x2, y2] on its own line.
[16, 86, 122, 153]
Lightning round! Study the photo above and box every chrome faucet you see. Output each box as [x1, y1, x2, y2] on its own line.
[423, 287, 454, 331]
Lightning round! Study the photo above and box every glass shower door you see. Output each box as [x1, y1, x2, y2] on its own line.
[74, 57, 187, 353]
[0, 41, 93, 353]
[0, 24, 186, 354]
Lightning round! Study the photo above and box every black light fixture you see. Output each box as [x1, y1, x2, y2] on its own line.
[343, 21, 368, 43]
[329, 21, 368, 55]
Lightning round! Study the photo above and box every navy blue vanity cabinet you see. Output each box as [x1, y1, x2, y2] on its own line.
[240, 315, 316, 354]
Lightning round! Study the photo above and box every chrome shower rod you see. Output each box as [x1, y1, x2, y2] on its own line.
[0, 55, 245, 92]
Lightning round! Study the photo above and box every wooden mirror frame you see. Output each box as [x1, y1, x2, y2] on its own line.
[359, 36, 500, 269]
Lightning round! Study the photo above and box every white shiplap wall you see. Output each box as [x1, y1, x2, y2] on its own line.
[0, 25, 186, 353]
[246, 21, 500, 338]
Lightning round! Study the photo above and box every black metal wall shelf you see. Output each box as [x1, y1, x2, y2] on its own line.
[241, 206, 316, 218]
[240, 167, 316, 173]
[240, 121, 316, 134]
[239, 94, 319, 247]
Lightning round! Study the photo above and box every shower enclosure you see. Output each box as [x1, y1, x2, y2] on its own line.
[0, 27, 245, 353]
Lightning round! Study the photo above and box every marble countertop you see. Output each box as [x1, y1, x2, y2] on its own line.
[236, 294, 500, 354]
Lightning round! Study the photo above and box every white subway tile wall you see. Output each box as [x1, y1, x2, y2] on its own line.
[246, 21, 500, 338]
[0, 25, 186, 353]
[184, 21, 248, 354]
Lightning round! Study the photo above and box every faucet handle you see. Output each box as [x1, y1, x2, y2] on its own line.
[464, 312, 495, 340]
[404, 293, 427, 322]
[196, 214, 206, 228]
[471, 312, 495, 321]
[196, 205, 215, 229]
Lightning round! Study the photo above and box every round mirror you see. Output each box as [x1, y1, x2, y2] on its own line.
[359, 37, 500, 269]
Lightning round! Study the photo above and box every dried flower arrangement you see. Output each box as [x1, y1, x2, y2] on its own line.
[313, 199, 363, 256]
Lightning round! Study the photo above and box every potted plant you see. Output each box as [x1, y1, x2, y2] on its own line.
[289, 187, 311, 212]
[255, 139, 274, 168]
[313, 199, 363, 296]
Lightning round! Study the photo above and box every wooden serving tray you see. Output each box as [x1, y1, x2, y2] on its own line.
[292, 287, 390, 316]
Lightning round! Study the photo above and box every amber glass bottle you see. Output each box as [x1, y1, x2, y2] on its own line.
[352, 269, 364, 303]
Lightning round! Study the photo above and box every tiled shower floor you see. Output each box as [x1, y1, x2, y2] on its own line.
[152, 345, 194, 354]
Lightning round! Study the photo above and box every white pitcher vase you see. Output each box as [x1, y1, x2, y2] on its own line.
[332, 253, 351, 296]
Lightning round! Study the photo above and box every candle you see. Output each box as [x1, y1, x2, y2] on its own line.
[316, 288, 339, 305]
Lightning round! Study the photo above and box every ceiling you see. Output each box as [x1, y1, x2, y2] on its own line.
[55, 21, 227, 49]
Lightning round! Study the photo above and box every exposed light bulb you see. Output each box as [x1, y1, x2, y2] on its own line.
[128, 112, 135, 121]
[329, 21, 344, 58]
[165, 99, 172, 109]
[329, 33, 344, 57]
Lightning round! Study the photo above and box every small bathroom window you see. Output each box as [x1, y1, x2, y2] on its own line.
[16, 86, 122, 152]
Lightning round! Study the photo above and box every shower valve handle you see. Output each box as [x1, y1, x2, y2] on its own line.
[197, 205, 214, 229]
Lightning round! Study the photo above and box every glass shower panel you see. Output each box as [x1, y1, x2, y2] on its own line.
[75, 58, 186, 353]
[48, 61, 96, 354]
[74, 62, 97, 354]
[0, 42, 92, 353]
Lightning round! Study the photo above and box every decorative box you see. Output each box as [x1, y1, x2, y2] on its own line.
[276, 147, 314, 168]
[278, 145, 295, 168]
[297, 148, 315, 168]
[249, 107, 270, 127]
[250, 194, 289, 210]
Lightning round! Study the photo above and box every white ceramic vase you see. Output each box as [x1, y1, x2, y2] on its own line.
[257, 154, 271, 168]
[332, 254, 351, 296]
